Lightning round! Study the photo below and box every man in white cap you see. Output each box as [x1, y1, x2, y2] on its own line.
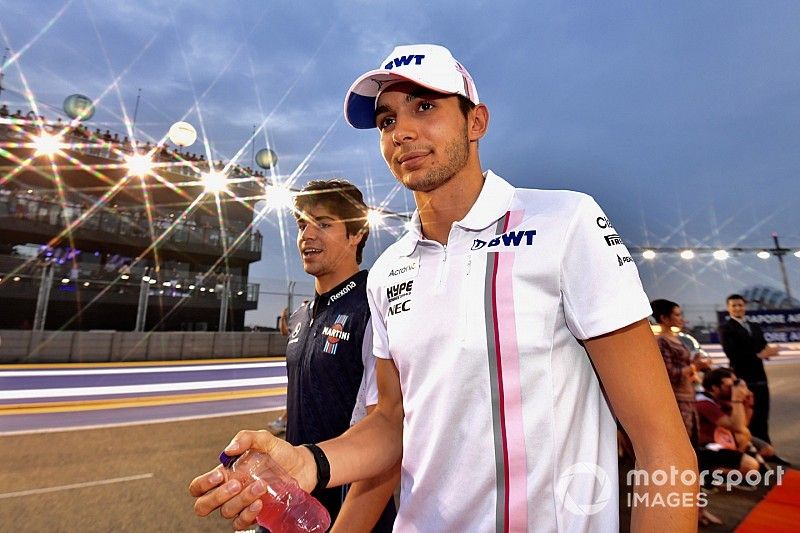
[191, 44, 698, 532]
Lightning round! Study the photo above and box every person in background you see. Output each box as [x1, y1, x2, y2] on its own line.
[195, 179, 397, 532]
[698, 367, 790, 467]
[651, 298, 723, 526]
[719, 294, 779, 444]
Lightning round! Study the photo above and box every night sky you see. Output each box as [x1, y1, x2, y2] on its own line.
[3, 0, 799, 328]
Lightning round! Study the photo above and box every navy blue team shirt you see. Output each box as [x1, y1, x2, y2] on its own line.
[284, 269, 395, 530]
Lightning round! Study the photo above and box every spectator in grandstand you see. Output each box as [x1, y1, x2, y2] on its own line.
[0, 104, 9, 117]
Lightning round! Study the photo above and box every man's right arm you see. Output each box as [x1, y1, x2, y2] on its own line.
[318, 357, 404, 486]
[189, 358, 404, 530]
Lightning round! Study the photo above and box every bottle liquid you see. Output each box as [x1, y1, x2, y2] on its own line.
[219, 449, 331, 533]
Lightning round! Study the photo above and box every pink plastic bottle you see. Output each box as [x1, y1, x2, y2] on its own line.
[219, 449, 331, 533]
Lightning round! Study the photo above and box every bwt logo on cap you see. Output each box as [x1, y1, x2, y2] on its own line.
[384, 54, 426, 69]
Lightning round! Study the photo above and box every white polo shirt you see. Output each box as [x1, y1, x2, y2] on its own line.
[367, 171, 651, 532]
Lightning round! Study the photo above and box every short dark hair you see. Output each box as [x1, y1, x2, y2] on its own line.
[294, 179, 369, 264]
[727, 294, 746, 304]
[456, 95, 476, 119]
[702, 367, 735, 392]
[650, 299, 679, 324]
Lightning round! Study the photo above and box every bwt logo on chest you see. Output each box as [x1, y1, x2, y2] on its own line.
[384, 55, 425, 69]
[471, 229, 536, 250]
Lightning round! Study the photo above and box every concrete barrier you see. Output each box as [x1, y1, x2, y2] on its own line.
[148, 333, 184, 361]
[242, 333, 272, 357]
[268, 332, 288, 356]
[72, 332, 114, 362]
[181, 332, 216, 359]
[212, 333, 243, 357]
[0, 330, 31, 362]
[0, 330, 288, 363]
[111, 332, 150, 361]
[28, 331, 74, 363]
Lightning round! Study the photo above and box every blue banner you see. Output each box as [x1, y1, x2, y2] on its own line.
[717, 309, 800, 343]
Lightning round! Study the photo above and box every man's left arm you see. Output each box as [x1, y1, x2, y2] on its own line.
[331, 404, 400, 533]
[753, 324, 779, 360]
[585, 319, 698, 533]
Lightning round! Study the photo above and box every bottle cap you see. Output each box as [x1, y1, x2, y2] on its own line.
[219, 451, 240, 468]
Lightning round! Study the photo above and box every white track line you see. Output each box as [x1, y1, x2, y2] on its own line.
[0, 361, 286, 377]
[0, 376, 287, 400]
[0, 405, 285, 436]
[0, 473, 154, 499]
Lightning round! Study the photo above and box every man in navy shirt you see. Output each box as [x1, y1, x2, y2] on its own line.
[283, 180, 396, 532]
[227, 179, 396, 532]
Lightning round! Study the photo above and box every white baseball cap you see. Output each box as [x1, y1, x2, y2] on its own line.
[344, 44, 480, 129]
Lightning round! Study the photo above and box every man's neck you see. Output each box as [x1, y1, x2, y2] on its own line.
[413, 166, 485, 245]
[314, 265, 359, 295]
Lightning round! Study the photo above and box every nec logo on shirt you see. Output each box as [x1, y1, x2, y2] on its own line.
[471, 229, 536, 251]
[384, 54, 425, 69]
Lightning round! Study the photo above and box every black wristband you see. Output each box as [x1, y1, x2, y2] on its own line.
[303, 443, 331, 493]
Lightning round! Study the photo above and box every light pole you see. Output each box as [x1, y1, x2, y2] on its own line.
[135, 267, 151, 332]
[287, 281, 296, 318]
[32, 261, 54, 331]
[218, 274, 230, 332]
[771, 233, 793, 301]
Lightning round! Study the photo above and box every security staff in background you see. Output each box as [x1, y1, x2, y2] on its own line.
[719, 293, 780, 443]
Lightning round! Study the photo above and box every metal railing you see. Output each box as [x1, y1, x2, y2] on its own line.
[0, 192, 262, 254]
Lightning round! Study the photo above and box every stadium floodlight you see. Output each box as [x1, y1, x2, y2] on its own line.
[795, 250, 800, 258]
[32, 133, 63, 157]
[642, 250, 656, 260]
[201, 171, 228, 194]
[61, 278, 70, 284]
[175, 284, 182, 289]
[366, 209, 384, 228]
[188, 284, 196, 290]
[200, 287, 207, 292]
[125, 153, 154, 177]
[148, 278, 157, 285]
[757, 250, 771, 259]
[162, 281, 171, 287]
[142, 275, 151, 282]
[237, 290, 243, 296]
[120, 274, 130, 280]
[264, 184, 294, 210]
[712, 250, 729, 261]
[83, 281, 90, 287]
[680, 250, 695, 260]
[12, 276, 20, 282]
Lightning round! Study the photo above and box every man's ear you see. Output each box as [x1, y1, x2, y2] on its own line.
[349, 229, 366, 248]
[468, 103, 489, 142]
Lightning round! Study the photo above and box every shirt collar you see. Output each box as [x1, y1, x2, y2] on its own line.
[394, 170, 515, 257]
[311, 270, 367, 312]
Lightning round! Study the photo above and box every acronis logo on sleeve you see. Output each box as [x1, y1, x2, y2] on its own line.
[471, 229, 537, 251]
[385, 55, 425, 69]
